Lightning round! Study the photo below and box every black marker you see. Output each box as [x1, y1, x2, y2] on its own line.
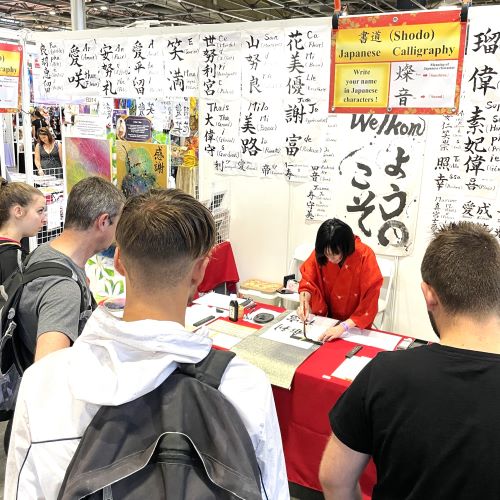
[345, 345, 363, 358]
[192, 315, 216, 327]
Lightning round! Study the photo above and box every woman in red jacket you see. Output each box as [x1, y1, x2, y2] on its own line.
[297, 218, 383, 342]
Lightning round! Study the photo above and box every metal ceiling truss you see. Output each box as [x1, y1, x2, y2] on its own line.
[0, 0, 497, 32]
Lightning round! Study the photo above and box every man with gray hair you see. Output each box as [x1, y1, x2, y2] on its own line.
[16, 176, 124, 367]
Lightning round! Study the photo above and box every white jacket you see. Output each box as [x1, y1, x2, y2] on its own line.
[5, 306, 290, 500]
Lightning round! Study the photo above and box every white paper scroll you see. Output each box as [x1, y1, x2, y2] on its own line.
[64, 39, 99, 96]
[38, 41, 65, 97]
[430, 6, 500, 239]
[239, 98, 282, 176]
[199, 32, 241, 99]
[332, 113, 427, 256]
[96, 38, 130, 98]
[164, 33, 199, 97]
[199, 99, 241, 175]
[305, 182, 334, 221]
[241, 28, 286, 98]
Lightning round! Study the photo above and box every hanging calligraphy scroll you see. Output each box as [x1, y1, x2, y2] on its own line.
[430, 6, 500, 239]
[332, 113, 427, 255]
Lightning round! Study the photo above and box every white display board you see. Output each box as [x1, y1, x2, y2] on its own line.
[27, 8, 500, 341]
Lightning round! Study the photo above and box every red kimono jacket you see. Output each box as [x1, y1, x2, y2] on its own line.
[299, 236, 383, 329]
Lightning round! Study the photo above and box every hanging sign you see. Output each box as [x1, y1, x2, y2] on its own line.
[0, 43, 23, 112]
[329, 9, 467, 114]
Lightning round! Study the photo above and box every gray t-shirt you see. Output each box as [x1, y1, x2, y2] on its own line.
[17, 243, 92, 362]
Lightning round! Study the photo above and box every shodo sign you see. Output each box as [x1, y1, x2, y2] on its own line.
[329, 9, 467, 115]
[0, 43, 23, 113]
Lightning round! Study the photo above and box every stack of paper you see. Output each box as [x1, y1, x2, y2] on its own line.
[331, 356, 372, 381]
[341, 328, 400, 351]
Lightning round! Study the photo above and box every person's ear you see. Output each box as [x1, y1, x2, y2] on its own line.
[114, 246, 126, 277]
[12, 205, 24, 219]
[421, 281, 439, 310]
[191, 255, 210, 287]
[96, 213, 111, 231]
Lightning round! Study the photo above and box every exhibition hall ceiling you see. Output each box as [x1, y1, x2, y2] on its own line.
[0, 0, 494, 32]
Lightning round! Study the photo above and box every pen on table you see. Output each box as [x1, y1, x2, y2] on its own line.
[192, 315, 216, 327]
[345, 345, 363, 358]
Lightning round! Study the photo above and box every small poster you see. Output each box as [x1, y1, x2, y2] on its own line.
[65, 137, 112, 193]
[124, 116, 152, 142]
[0, 43, 23, 112]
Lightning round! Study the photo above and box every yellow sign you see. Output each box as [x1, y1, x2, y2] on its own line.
[330, 10, 466, 114]
[0, 48, 21, 77]
[0, 43, 22, 112]
[336, 22, 461, 63]
[334, 63, 390, 108]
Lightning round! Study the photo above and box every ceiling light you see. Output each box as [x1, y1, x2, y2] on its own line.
[100, 5, 108, 10]
[49, 10, 56, 15]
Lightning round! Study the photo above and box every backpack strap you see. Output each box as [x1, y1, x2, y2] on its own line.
[0, 242, 21, 253]
[178, 349, 236, 389]
[24, 261, 92, 315]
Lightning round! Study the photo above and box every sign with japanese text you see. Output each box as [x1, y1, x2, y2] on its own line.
[331, 112, 427, 256]
[330, 10, 466, 114]
[0, 43, 23, 112]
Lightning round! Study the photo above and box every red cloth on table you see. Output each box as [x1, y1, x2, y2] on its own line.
[215, 302, 402, 497]
[273, 338, 386, 497]
[299, 236, 383, 329]
[198, 241, 239, 294]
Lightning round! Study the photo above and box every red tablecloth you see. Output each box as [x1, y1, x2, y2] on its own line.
[198, 241, 239, 294]
[216, 302, 402, 497]
[273, 338, 383, 497]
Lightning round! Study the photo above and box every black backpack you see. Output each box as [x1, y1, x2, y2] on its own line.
[0, 253, 90, 417]
[58, 349, 267, 500]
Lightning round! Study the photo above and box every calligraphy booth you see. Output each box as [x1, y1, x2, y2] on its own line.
[1, 10, 498, 499]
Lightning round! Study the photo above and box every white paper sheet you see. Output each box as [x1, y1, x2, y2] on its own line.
[46, 201, 63, 230]
[211, 332, 242, 349]
[331, 356, 372, 381]
[259, 311, 336, 349]
[340, 328, 401, 351]
[192, 292, 245, 310]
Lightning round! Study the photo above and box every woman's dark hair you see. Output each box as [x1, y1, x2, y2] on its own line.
[37, 127, 54, 144]
[315, 218, 355, 266]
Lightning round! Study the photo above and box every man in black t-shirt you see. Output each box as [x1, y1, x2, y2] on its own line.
[319, 222, 500, 500]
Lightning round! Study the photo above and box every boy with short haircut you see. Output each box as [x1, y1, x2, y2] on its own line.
[5, 188, 289, 500]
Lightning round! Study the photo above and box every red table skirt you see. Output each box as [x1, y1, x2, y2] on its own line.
[214, 302, 396, 497]
[273, 338, 382, 496]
